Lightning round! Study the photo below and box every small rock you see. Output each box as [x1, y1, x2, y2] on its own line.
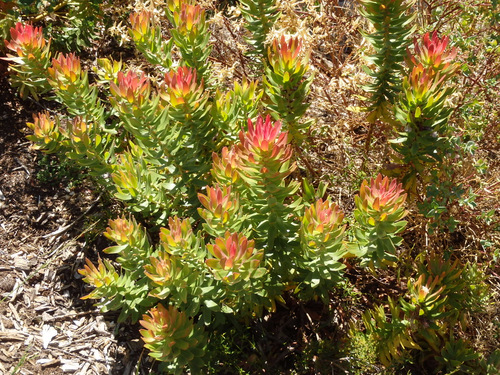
[0, 274, 15, 292]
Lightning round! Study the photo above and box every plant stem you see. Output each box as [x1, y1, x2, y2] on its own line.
[32, 0, 69, 22]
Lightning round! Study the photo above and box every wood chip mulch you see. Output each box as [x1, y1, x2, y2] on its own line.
[0, 74, 146, 375]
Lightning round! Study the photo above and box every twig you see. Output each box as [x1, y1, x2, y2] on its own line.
[42, 193, 102, 238]
[222, 16, 248, 77]
[361, 121, 374, 172]
[295, 145, 317, 178]
[0, 330, 28, 341]
[42, 310, 99, 323]
[1, 220, 100, 304]
[50, 346, 109, 364]
[13, 157, 30, 177]
[32, 0, 69, 22]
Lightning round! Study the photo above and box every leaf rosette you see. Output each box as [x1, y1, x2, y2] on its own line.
[205, 232, 266, 284]
[140, 304, 206, 370]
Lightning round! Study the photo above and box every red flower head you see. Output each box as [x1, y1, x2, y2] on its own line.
[238, 115, 292, 163]
[409, 31, 458, 76]
[48, 53, 82, 90]
[110, 70, 150, 107]
[5, 23, 48, 58]
[357, 174, 407, 223]
[162, 66, 204, 107]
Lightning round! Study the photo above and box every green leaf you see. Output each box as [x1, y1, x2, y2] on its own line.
[221, 305, 234, 313]
[103, 244, 129, 255]
[203, 300, 221, 312]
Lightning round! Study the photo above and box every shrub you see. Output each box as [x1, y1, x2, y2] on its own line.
[4, 0, 496, 373]
[78, 115, 408, 372]
[359, 256, 490, 371]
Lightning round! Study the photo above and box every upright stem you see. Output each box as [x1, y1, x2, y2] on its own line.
[362, 122, 375, 172]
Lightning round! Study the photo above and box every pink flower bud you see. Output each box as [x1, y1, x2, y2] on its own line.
[104, 217, 136, 245]
[198, 185, 237, 221]
[159, 216, 194, 250]
[48, 53, 82, 89]
[211, 147, 240, 184]
[358, 174, 407, 221]
[5, 23, 48, 58]
[173, 4, 204, 35]
[129, 11, 152, 42]
[140, 304, 193, 345]
[26, 112, 60, 145]
[205, 232, 263, 283]
[238, 115, 292, 163]
[110, 70, 150, 107]
[269, 36, 303, 70]
[144, 252, 177, 286]
[162, 66, 203, 107]
[303, 199, 344, 236]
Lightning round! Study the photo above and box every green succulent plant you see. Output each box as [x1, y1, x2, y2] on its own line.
[359, 0, 415, 118]
[352, 174, 408, 268]
[140, 304, 207, 374]
[3, 22, 52, 99]
[264, 36, 313, 143]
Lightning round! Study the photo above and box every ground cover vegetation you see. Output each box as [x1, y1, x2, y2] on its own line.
[1, 0, 499, 373]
